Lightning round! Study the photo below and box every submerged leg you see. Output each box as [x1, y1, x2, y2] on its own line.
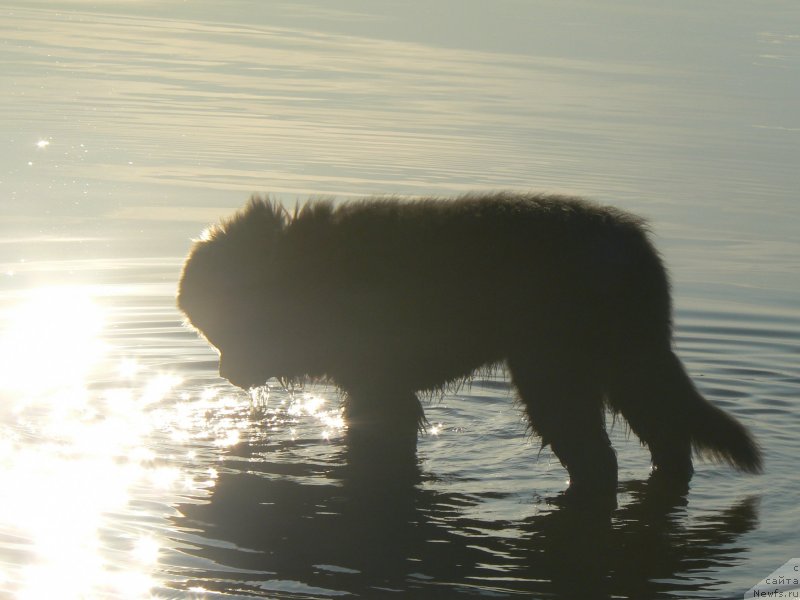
[341, 387, 426, 475]
[606, 349, 694, 481]
[507, 353, 618, 497]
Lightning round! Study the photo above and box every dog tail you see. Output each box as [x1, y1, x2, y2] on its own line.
[688, 383, 763, 474]
[607, 348, 762, 475]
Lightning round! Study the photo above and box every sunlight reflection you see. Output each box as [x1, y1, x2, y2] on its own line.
[288, 392, 345, 440]
[118, 357, 141, 379]
[148, 466, 182, 489]
[0, 285, 350, 597]
[0, 285, 220, 598]
[0, 286, 105, 396]
[214, 428, 241, 448]
[140, 374, 183, 406]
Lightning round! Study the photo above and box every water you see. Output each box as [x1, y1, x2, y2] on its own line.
[1, 2, 798, 598]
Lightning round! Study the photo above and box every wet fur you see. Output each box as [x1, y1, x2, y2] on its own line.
[178, 192, 762, 494]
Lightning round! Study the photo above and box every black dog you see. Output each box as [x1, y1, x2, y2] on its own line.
[178, 192, 761, 495]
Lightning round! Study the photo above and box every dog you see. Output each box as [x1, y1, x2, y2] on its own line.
[178, 192, 762, 496]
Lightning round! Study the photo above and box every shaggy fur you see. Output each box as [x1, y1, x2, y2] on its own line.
[178, 192, 762, 495]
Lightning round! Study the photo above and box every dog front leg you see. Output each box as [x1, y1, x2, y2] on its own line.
[340, 387, 425, 477]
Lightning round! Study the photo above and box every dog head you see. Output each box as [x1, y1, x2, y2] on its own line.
[178, 197, 298, 388]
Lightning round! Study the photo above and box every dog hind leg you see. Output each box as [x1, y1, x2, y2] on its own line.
[606, 349, 695, 480]
[606, 347, 761, 479]
[507, 352, 618, 497]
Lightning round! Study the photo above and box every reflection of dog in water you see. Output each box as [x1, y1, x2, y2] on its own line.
[178, 192, 762, 496]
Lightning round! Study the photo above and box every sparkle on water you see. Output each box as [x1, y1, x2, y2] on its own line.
[0, 285, 266, 598]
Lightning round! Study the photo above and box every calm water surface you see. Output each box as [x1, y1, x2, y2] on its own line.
[1, 2, 798, 598]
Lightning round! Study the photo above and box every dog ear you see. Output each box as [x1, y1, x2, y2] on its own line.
[231, 195, 287, 238]
[196, 196, 286, 246]
[198, 196, 285, 258]
[179, 197, 286, 315]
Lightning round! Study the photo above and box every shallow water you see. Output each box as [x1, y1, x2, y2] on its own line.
[1, 2, 799, 598]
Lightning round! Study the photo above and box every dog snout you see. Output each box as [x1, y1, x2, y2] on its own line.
[219, 359, 247, 389]
[219, 357, 267, 389]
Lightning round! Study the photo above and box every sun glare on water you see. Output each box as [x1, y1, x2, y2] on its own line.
[0, 287, 105, 397]
[0, 284, 339, 598]
[0, 286, 208, 599]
